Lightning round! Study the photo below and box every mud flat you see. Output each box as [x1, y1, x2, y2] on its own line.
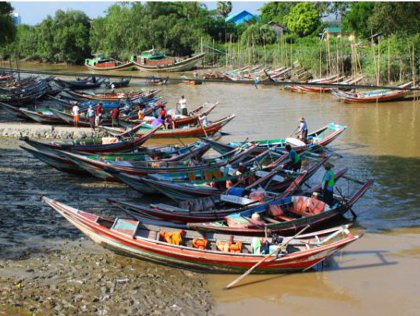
[0, 137, 212, 315]
[0, 122, 106, 139]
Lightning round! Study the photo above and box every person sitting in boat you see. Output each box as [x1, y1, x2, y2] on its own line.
[321, 162, 335, 207]
[177, 95, 188, 116]
[296, 117, 308, 143]
[164, 114, 175, 130]
[284, 144, 302, 171]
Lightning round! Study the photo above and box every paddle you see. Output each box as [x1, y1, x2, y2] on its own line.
[288, 126, 299, 138]
[336, 187, 358, 219]
[224, 224, 311, 290]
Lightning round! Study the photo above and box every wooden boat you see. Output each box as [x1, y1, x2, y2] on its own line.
[109, 168, 350, 229]
[19, 126, 159, 154]
[146, 76, 169, 85]
[48, 108, 112, 127]
[120, 102, 218, 129]
[58, 142, 254, 180]
[101, 114, 235, 139]
[125, 155, 328, 201]
[131, 49, 205, 72]
[20, 141, 208, 175]
[54, 77, 105, 89]
[188, 180, 374, 236]
[108, 78, 131, 88]
[64, 89, 159, 102]
[331, 82, 412, 103]
[43, 196, 361, 274]
[84, 57, 135, 71]
[202, 123, 346, 156]
[19, 108, 63, 124]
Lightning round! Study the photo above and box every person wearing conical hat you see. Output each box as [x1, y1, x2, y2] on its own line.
[296, 117, 308, 143]
[322, 161, 335, 207]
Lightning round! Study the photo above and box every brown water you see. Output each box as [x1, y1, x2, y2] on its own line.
[3, 63, 420, 315]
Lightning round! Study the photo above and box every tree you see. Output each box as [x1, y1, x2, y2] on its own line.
[240, 24, 276, 46]
[260, 2, 295, 24]
[368, 2, 420, 36]
[0, 2, 16, 47]
[329, 2, 351, 19]
[285, 3, 321, 37]
[217, 1, 232, 18]
[341, 3, 375, 38]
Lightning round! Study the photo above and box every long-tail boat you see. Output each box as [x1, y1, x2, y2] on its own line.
[131, 49, 205, 72]
[54, 77, 105, 90]
[19, 126, 159, 154]
[43, 196, 361, 274]
[57, 143, 256, 180]
[331, 82, 412, 103]
[100, 114, 235, 139]
[202, 123, 346, 155]
[64, 88, 159, 102]
[124, 155, 328, 201]
[119, 102, 218, 129]
[109, 168, 349, 229]
[20, 141, 209, 176]
[188, 180, 373, 236]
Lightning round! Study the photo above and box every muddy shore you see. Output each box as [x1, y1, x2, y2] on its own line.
[0, 137, 212, 315]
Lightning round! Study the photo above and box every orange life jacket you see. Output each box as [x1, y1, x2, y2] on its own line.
[160, 231, 184, 245]
[192, 238, 208, 250]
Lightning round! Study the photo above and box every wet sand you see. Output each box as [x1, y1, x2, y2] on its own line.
[0, 138, 212, 315]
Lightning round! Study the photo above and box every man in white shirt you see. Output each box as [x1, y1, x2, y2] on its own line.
[72, 102, 80, 128]
[178, 95, 188, 116]
[297, 117, 308, 143]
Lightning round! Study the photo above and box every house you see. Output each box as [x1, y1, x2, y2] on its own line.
[11, 12, 21, 25]
[320, 27, 354, 41]
[267, 21, 288, 38]
[367, 33, 384, 45]
[225, 10, 255, 25]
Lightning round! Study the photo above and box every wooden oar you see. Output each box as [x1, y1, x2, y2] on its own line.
[224, 224, 311, 290]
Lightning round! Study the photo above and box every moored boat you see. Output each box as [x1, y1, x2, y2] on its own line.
[43, 196, 361, 274]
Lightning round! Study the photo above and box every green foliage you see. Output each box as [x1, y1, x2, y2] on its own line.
[217, 1, 232, 18]
[259, 2, 295, 24]
[240, 24, 277, 46]
[341, 3, 375, 38]
[368, 2, 420, 36]
[0, 2, 16, 46]
[285, 3, 321, 37]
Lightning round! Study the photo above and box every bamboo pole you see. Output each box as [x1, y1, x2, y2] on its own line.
[412, 43, 416, 87]
[377, 39, 381, 85]
[388, 41, 391, 84]
[319, 43, 322, 78]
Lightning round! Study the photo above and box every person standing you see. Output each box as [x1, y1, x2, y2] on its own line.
[111, 107, 120, 127]
[322, 162, 335, 207]
[95, 103, 103, 127]
[160, 105, 167, 120]
[87, 105, 95, 130]
[72, 102, 80, 128]
[178, 95, 188, 116]
[285, 144, 301, 171]
[297, 117, 308, 143]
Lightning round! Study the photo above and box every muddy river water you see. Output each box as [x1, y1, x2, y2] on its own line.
[1, 64, 420, 315]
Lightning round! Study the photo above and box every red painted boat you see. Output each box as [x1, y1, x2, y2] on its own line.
[19, 125, 160, 154]
[332, 82, 412, 103]
[43, 196, 361, 274]
[101, 114, 235, 139]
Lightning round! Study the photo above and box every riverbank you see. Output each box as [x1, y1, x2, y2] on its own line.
[0, 137, 212, 315]
[0, 122, 106, 139]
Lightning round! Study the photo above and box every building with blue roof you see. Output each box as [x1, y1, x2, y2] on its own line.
[225, 10, 255, 25]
